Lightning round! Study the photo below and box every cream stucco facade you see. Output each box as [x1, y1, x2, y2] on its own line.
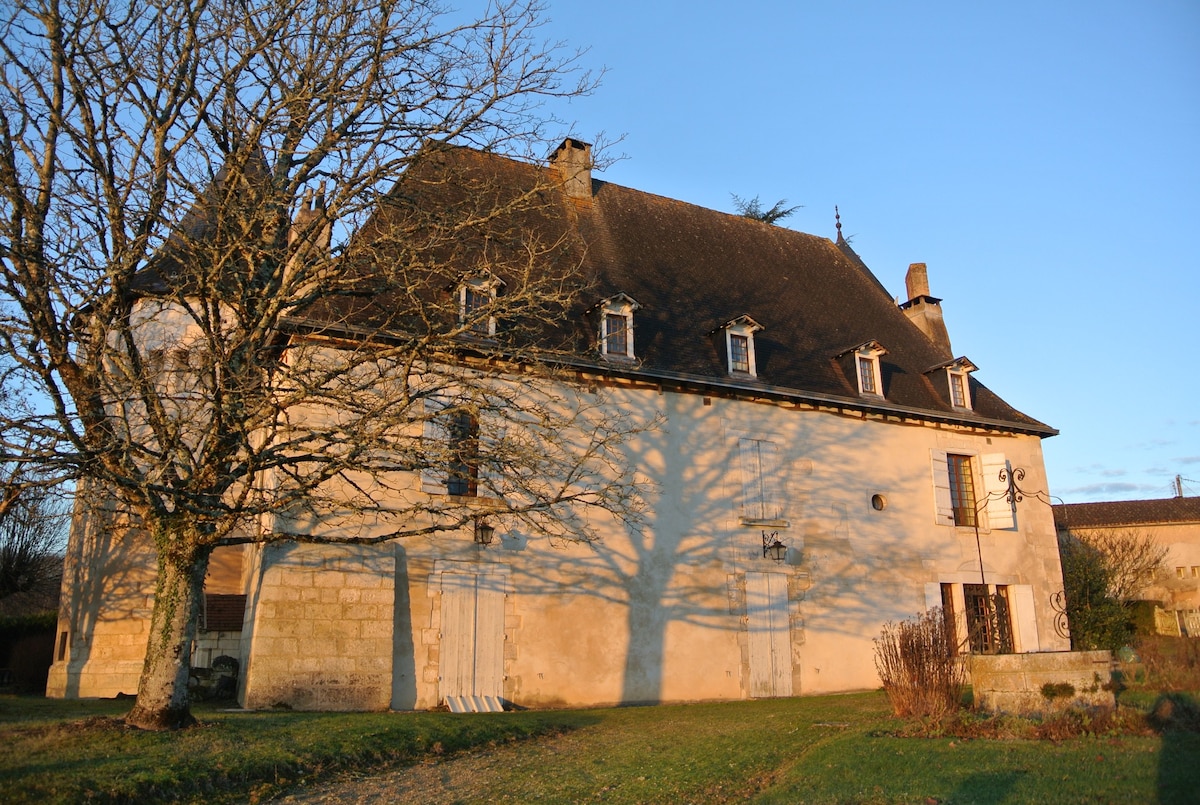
[50, 369, 1070, 709]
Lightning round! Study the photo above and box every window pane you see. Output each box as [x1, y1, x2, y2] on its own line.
[950, 372, 966, 407]
[447, 411, 479, 496]
[858, 356, 876, 393]
[464, 288, 489, 334]
[730, 334, 750, 373]
[605, 313, 627, 355]
[947, 454, 976, 526]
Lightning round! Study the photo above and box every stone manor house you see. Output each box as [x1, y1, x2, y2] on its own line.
[47, 139, 1071, 711]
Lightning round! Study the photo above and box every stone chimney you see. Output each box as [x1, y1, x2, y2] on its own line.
[289, 182, 331, 256]
[286, 183, 331, 286]
[550, 138, 592, 203]
[899, 262, 952, 357]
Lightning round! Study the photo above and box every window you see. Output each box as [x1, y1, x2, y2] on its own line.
[840, 341, 886, 397]
[730, 334, 750, 373]
[947, 453, 977, 527]
[604, 313, 629, 357]
[446, 411, 479, 496]
[422, 397, 485, 497]
[595, 293, 640, 360]
[932, 451, 1014, 529]
[718, 316, 764, 377]
[1192, 566, 1200, 578]
[964, 584, 1015, 654]
[858, 356, 877, 394]
[949, 370, 968, 408]
[739, 437, 785, 523]
[458, 274, 503, 338]
[1178, 567, 1186, 579]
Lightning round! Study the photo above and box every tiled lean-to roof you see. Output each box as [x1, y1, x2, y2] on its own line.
[301, 143, 1056, 436]
[1054, 497, 1200, 530]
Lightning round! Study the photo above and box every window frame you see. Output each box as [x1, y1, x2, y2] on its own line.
[947, 453, 978, 527]
[720, 316, 764, 378]
[840, 341, 887, 397]
[458, 274, 504, 338]
[948, 368, 970, 409]
[596, 293, 640, 360]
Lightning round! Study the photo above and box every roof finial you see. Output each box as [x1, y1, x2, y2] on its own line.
[835, 205, 843, 243]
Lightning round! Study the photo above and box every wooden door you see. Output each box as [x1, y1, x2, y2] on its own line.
[745, 571, 792, 698]
[438, 571, 505, 708]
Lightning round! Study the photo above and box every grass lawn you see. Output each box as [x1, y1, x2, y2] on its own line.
[1, 691, 1196, 804]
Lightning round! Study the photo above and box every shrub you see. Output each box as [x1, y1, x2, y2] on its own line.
[873, 607, 965, 720]
[1134, 635, 1200, 692]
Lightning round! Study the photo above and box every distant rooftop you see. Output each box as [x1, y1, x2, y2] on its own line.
[1053, 496, 1200, 530]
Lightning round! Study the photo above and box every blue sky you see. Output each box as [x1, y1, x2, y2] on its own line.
[530, 0, 1200, 503]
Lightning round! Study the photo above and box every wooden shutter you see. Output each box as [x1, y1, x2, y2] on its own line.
[924, 582, 944, 611]
[739, 438, 783, 522]
[1008, 584, 1039, 652]
[438, 573, 476, 701]
[981, 453, 1016, 530]
[421, 396, 449, 494]
[474, 575, 506, 700]
[930, 450, 954, 525]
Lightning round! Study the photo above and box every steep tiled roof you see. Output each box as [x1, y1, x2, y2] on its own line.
[1053, 497, 1200, 530]
[306, 145, 1055, 435]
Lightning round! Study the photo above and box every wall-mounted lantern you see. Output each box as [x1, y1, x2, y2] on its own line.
[474, 519, 496, 546]
[762, 531, 787, 563]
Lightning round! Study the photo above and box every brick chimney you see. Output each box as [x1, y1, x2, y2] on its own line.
[550, 138, 592, 203]
[899, 262, 952, 357]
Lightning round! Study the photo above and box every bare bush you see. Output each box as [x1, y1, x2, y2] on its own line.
[874, 607, 966, 720]
[1134, 636, 1200, 692]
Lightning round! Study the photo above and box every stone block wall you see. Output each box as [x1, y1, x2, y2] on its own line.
[969, 650, 1115, 714]
[241, 543, 394, 710]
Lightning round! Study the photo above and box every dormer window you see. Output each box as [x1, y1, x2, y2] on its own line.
[593, 293, 641, 360]
[458, 273, 504, 337]
[716, 315, 764, 377]
[840, 341, 887, 397]
[943, 357, 978, 410]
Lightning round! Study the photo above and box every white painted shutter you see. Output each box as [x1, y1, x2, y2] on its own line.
[1008, 584, 1039, 653]
[438, 573, 476, 701]
[930, 450, 954, 525]
[739, 438, 783, 521]
[474, 576, 505, 700]
[760, 441, 784, 521]
[745, 572, 792, 698]
[925, 582, 943, 612]
[766, 574, 793, 697]
[745, 571, 773, 697]
[981, 453, 1016, 530]
[739, 438, 764, 521]
[421, 397, 449, 494]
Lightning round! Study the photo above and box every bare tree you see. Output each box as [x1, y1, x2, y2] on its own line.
[0, 475, 67, 608]
[1063, 527, 1169, 604]
[0, 0, 643, 730]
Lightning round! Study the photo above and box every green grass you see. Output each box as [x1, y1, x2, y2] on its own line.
[1, 691, 1196, 804]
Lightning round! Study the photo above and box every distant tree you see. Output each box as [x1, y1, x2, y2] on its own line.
[731, 194, 801, 225]
[0, 479, 67, 607]
[1057, 527, 1166, 650]
[1069, 527, 1168, 603]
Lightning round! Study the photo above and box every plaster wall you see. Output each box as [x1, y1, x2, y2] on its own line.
[242, 377, 1067, 711]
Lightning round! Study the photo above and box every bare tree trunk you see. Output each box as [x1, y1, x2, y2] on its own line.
[126, 535, 211, 730]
